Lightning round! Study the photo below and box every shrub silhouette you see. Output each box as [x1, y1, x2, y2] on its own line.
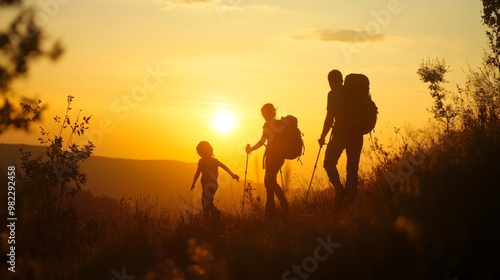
[18, 96, 94, 261]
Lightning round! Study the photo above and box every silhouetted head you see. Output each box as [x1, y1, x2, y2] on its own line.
[196, 141, 214, 158]
[328, 69, 343, 89]
[261, 103, 277, 122]
[344, 73, 370, 96]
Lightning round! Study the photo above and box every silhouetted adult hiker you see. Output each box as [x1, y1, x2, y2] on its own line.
[319, 71, 374, 209]
[191, 141, 239, 223]
[246, 103, 289, 219]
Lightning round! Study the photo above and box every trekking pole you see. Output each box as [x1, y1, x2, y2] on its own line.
[280, 168, 285, 192]
[243, 144, 250, 213]
[306, 145, 323, 203]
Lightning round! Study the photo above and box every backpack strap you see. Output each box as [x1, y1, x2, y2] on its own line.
[295, 141, 305, 165]
[296, 157, 303, 165]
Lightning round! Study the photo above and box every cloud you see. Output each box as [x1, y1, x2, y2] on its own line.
[160, 1, 279, 13]
[289, 28, 386, 43]
[246, 4, 281, 13]
[160, 0, 219, 9]
[157, 0, 282, 19]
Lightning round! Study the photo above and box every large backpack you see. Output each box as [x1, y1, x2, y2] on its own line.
[267, 115, 304, 160]
[342, 74, 378, 135]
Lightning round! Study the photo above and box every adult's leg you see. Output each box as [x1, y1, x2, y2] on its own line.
[270, 157, 287, 210]
[264, 161, 277, 214]
[324, 135, 347, 191]
[264, 156, 287, 214]
[345, 135, 363, 204]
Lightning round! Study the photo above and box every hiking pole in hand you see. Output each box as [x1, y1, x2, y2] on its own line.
[306, 144, 323, 203]
[242, 144, 250, 214]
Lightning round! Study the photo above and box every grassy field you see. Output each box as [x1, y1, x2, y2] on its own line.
[2, 117, 500, 279]
[3, 58, 500, 279]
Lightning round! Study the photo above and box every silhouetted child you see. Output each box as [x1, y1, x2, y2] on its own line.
[191, 141, 239, 223]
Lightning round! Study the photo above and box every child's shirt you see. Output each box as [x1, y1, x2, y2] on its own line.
[198, 157, 222, 185]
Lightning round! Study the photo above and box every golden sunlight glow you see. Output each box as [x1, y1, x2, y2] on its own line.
[212, 111, 236, 134]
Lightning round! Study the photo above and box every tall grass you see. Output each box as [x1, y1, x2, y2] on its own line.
[5, 119, 499, 279]
[3, 63, 500, 279]
[4, 119, 499, 279]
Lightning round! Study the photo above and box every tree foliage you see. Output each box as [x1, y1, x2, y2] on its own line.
[417, 57, 500, 133]
[464, 61, 500, 128]
[482, 0, 500, 69]
[0, 0, 63, 134]
[416, 58, 458, 131]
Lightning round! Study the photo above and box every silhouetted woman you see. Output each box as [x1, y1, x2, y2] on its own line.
[191, 141, 239, 223]
[246, 103, 288, 218]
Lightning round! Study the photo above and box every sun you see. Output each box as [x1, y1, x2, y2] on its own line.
[212, 111, 236, 134]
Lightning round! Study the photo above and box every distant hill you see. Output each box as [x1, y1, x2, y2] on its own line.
[0, 144, 199, 204]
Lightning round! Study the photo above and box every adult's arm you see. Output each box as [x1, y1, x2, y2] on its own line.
[318, 110, 335, 146]
[246, 131, 267, 153]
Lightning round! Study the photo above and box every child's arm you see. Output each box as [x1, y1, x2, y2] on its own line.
[218, 161, 240, 182]
[191, 167, 201, 190]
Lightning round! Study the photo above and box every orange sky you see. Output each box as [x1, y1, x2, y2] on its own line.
[1, 0, 488, 182]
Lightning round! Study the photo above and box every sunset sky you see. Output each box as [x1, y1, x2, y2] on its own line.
[1, 0, 488, 180]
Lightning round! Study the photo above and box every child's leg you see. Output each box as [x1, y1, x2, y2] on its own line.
[202, 182, 220, 221]
[211, 204, 221, 221]
[201, 196, 211, 219]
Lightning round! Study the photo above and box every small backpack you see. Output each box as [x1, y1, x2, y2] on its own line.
[343, 74, 378, 135]
[267, 115, 304, 160]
